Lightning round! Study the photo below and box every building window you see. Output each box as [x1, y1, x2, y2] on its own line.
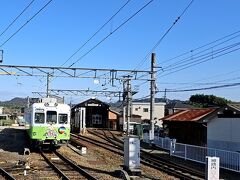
[143, 108, 148, 112]
[92, 114, 102, 124]
[135, 108, 138, 111]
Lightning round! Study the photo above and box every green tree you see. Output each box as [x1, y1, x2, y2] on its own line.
[189, 94, 230, 107]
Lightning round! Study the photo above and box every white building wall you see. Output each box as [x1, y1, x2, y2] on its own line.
[131, 102, 165, 126]
[0, 107, 3, 114]
[207, 117, 240, 152]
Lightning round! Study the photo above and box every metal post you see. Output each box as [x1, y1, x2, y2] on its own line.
[46, 73, 50, 98]
[126, 77, 132, 135]
[27, 96, 30, 108]
[150, 53, 156, 141]
[0, 50, 3, 63]
[123, 76, 132, 135]
[123, 106, 126, 132]
[164, 88, 167, 103]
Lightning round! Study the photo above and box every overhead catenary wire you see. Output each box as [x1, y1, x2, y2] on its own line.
[0, 0, 35, 38]
[158, 43, 240, 78]
[159, 30, 240, 65]
[133, 0, 194, 88]
[162, 39, 240, 71]
[61, 0, 132, 67]
[133, 0, 194, 71]
[137, 41, 240, 88]
[147, 31, 240, 89]
[157, 82, 240, 92]
[158, 69, 240, 90]
[69, 0, 154, 68]
[0, 0, 53, 48]
[44, 0, 153, 93]
[163, 35, 240, 70]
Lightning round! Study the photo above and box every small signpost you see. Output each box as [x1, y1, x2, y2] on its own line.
[206, 156, 220, 180]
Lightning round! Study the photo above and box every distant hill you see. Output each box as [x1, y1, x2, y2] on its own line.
[0, 97, 27, 107]
[0, 97, 40, 107]
[0, 96, 66, 108]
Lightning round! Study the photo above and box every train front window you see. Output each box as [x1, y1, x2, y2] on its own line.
[46, 111, 57, 124]
[35, 113, 44, 124]
[59, 114, 68, 124]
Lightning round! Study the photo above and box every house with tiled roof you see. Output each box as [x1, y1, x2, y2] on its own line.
[162, 108, 217, 146]
[162, 104, 240, 152]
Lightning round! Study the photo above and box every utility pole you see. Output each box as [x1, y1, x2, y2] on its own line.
[150, 53, 156, 141]
[163, 88, 167, 103]
[46, 73, 50, 98]
[123, 76, 132, 135]
[0, 50, 3, 63]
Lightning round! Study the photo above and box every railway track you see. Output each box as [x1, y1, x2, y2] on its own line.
[0, 167, 16, 180]
[74, 130, 205, 180]
[40, 149, 97, 180]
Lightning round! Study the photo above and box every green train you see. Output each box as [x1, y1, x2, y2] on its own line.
[24, 98, 71, 149]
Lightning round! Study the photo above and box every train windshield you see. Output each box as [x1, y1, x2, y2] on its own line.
[35, 113, 45, 124]
[46, 111, 57, 124]
[59, 114, 68, 124]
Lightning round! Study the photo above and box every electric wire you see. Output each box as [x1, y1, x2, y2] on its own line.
[157, 82, 240, 92]
[163, 34, 240, 70]
[133, 0, 194, 71]
[0, 0, 35, 38]
[159, 30, 240, 65]
[0, 0, 53, 48]
[69, 0, 154, 68]
[132, 0, 194, 88]
[48, 0, 131, 93]
[158, 69, 240, 90]
[159, 44, 240, 78]
[61, 0, 131, 67]
[162, 42, 240, 72]
[44, 0, 153, 94]
[136, 41, 240, 88]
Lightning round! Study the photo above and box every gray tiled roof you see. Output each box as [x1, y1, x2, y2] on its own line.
[227, 103, 240, 112]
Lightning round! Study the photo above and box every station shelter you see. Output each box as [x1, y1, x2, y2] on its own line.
[71, 98, 119, 133]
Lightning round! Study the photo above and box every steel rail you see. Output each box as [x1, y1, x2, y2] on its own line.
[141, 150, 205, 179]
[140, 158, 198, 180]
[54, 150, 97, 180]
[40, 150, 70, 180]
[0, 167, 16, 180]
[77, 130, 205, 180]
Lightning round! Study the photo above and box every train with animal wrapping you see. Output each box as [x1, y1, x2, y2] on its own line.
[24, 98, 71, 149]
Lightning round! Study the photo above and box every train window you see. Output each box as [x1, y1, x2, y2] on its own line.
[35, 113, 45, 124]
[46, 111, 57, 124]
[59, 114, 68, 124]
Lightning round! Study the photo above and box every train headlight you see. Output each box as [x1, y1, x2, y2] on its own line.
[33, 132, 37, 136]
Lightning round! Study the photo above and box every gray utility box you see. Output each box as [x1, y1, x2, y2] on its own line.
[124, 135, 140, 170]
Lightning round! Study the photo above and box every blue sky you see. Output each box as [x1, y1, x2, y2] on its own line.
[0, 0, 240, 103]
